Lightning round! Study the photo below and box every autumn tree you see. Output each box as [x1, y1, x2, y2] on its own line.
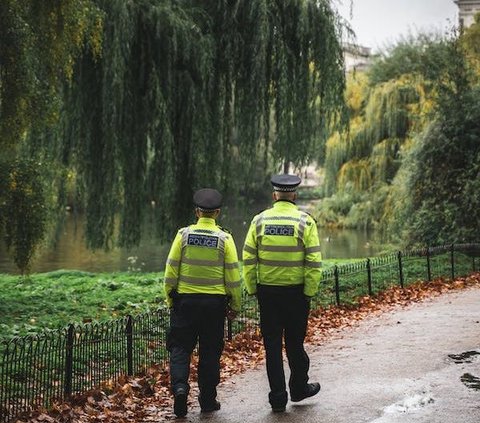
[317, 30, 480, 246]
[461, 11, 480, 73]
[317, 35, 444, 229]
[405, 37, 480, 245]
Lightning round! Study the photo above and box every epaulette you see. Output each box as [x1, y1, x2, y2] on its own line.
[218, 225, 232, 234]
[303, 211, 317, 225]
[253, 209, 269, 223]
[179, 224, 193, 234]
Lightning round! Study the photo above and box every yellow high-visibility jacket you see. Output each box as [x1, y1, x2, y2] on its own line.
[242, 201, 322, 297]
[164, 217, 242, 311]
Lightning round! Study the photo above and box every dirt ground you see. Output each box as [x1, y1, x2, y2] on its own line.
[181, 287, 480, 423]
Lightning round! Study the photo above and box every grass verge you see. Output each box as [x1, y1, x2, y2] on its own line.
[0, 270, 164, 338]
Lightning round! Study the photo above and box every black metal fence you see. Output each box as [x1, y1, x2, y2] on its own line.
[1, 243, 479, 422]
[0, 310, 169, 423]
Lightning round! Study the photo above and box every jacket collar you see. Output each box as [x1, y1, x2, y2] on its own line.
[273, 200, 297, 208]
[196, 217, 217, 226]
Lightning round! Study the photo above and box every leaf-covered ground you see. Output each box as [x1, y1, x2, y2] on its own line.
[14, 273, 480, 422]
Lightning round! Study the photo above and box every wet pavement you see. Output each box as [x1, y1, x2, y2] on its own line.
[180, 288, 480, 422]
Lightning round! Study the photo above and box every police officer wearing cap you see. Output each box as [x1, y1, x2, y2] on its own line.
[164, 188, 241, 417]
[242, 174, 322, 412]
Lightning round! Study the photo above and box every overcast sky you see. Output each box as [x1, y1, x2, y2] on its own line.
[335, 0, 459, 51]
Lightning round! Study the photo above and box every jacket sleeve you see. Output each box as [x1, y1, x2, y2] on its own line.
[224, 234, 242, 312]
[242, 218, 258, 295]
[303, 217, 322, 297]
[163, 230, 183, 308]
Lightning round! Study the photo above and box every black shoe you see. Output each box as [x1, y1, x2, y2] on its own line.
[200, 400, 221, 413]
[173, 388, 188, 417]
[271, 404, 286, 413]
[290, 382, 321, 402]
[269, 390, 287, 412]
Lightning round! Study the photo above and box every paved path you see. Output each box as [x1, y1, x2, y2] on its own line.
[182, 288, 480, 422]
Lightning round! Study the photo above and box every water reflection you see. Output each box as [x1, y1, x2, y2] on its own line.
[0, 209, 379, 274]
[317, 227, 377, 259]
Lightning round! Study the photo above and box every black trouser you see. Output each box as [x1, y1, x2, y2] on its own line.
[257, 284, 310, 406]
[167, 294, 226, 402]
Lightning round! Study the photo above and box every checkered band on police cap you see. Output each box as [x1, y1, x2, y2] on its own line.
[270, 174, 301, 192]
[273, 185, 297, 192]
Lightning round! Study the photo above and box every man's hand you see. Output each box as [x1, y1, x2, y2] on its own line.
[226, 307, 238, 320]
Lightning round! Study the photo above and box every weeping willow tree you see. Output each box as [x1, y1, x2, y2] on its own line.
[461, 12, 480, 76]
[42, 0, 347, 250]
[403, 36, 480, 245]
[317, 32, 480, 245]
[0, 0, 102, 273]
[0, 0, 102, 154]
[323, 73, 427, 197]
[316, 34, 452, 230]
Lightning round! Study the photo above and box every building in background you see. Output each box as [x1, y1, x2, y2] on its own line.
[343, 43, 373, 72]
[455, 0, 480, 27]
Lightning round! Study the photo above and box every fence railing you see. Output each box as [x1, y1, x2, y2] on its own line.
[0, 310, 169, 422]
[1, 243, 479, 422]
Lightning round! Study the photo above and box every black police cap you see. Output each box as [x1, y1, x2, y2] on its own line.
[271, 174, 301, 192]
[193, 188, 222, 211]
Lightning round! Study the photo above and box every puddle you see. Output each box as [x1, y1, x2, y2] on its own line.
[448, 350, 480, 364]
[461, 373, 480, 391]
[383, 392, 434, 414]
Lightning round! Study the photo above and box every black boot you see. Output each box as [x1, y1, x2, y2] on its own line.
[198, 394, 221, 413]
[173, 388, 188, 417]
[269, 391, 287, 412]
[290, 382, 321, 402]
[200, 400, 221, 413]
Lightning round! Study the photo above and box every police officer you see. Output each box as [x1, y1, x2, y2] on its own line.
[164, 188, 242, 417]
[242, 174, 322, 412]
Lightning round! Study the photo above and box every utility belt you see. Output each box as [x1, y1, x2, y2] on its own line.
[175, 293, 227, 300]
[170, 290, 227, 303]
[257, 283, 304, 294]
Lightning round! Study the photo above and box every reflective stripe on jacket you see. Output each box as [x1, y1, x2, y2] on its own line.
[242, 201, 322, 297]
[164, 217, 242, 311]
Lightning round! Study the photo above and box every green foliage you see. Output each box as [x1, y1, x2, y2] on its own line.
[318, 32, 476, 245]
[297, 186, 323, 200]
[0, 159, 48, 274]
[1, 0, 346, 258]
[316, 182, 390, 230]
[378, 160, 412, 241]
[462, 12, 480, 54]
[406, 85, 480, 244]
[0, 0, 103, 272]
[266, 0, 347, 168]
[323, 130, 349, 195]
[52, 0, 347, 249]
[368, 33, 453, 86]
[315, 190, 361, 227]
[0, 0, 102, 153]
[322, 69, 427, 198]
[343, 183, 390, 230]
[0, 258, 356, 339]
[462, 12, 480, 75]
[379, 33, 480, 245]
[337, 159, 372, 191]
[0, 271, 164, 339]
[363, 80, 419, 144]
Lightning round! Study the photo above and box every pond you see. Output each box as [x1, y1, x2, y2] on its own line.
[0, 204, 380, 274]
